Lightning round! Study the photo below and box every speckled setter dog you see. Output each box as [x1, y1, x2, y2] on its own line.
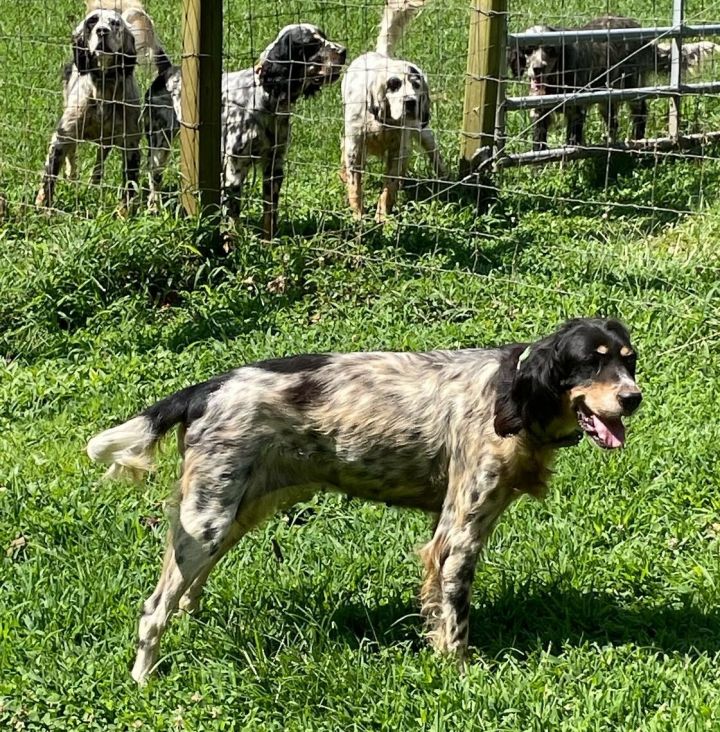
[87, 317, 642, 683]
[143, 23, 346, 239]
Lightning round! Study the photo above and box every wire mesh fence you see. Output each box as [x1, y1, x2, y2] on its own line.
[1, 0, 720, 241]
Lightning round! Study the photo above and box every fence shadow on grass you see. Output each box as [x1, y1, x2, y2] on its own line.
[325, 584, 720, 659]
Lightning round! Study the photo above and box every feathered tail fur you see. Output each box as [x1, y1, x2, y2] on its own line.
[86, 382, 208, 481]
[375, 0, 430, 57]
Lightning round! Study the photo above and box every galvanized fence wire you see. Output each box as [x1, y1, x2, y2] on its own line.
[2, 1, 720, 236]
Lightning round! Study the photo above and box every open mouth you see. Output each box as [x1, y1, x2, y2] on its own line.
[576, 404, 625, 449]
[529, 76, 545, 94]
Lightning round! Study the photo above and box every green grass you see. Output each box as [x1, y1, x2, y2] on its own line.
[2, 1, 720, 729]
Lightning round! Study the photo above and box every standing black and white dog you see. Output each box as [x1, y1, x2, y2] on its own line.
[144, 24, 346, 239]
[508, 15, 720, 150]
[87, 318, 641, 683]
[340, 0, 446, 221]
[36, 2, 156, 210]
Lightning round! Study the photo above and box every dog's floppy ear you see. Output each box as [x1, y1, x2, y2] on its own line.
[72, 23, 93, 75]
[494, 337, 563, 437]
[559, 39, 575, 76]
[368, 72, 388, 123]
[119, 22, 137, 75]
[506, 46, 527, 78]
[415, 68, 431, 128]
[258, 32, 297, 99]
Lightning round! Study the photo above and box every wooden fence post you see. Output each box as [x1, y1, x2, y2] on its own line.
[180, 0, 222, 216]
[668, 0, 685, 139]
[459, 0, 508, 177]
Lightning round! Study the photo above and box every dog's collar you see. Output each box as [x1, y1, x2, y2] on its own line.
[526, 423, 582, 449]
[516, 346, 531, 371]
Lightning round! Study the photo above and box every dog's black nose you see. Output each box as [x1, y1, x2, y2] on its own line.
[618, 391, 642, 414]
[95, 26, 110, 37]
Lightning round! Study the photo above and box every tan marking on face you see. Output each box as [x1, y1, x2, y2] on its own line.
[570, 382, 626, 418]
[596, 345, 609, 354]
[620, 346, 633, 357]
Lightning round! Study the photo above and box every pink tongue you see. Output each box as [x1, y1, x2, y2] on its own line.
[592, 414, 625, 449]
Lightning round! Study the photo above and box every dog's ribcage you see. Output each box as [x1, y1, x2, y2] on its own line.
[184, 350, 503, 514]
[158, 68, 290, 185]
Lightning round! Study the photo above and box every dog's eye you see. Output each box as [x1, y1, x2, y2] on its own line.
[86, 15, 99, 29]
[622, 352, 637, 371]
[387, 77, 402, 92]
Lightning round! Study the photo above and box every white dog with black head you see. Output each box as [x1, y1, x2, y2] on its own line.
[341, 0, 446, 222]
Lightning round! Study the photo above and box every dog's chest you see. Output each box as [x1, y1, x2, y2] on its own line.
[364, 125, 405, 157]
[79, 97, 138, 141]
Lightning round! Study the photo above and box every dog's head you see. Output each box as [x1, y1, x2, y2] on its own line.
[368, 58, 431, 128]
[72, 9, 137, 77]
[495, 318, 642, 449]
[257, 23, 347, 102]
[507, 25, 571, 94]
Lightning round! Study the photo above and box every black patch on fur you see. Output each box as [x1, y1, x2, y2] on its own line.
[254, 353, 330, 409]
[254, 353, 331, 374]
[142, 371, 235, 438]
[194, 490, 211, 513]
[258, 25, 341, 102]
[202, 521, 218, 543]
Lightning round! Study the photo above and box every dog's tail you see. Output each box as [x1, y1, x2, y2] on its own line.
[654, 40, 720, 73]
[375, 0, 430, 57]
[87, 381, 217, 482]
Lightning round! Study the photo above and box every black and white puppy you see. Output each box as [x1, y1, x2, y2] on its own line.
[36, 4, 146, 210]
[341, 1, 446, 221]
[507, 16, 653, 150]
[87, 317, 641, 683]
[144, 24, 346, 239]
[508, 15, 720, 150]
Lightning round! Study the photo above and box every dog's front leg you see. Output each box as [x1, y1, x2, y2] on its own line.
[36, 130, 76, 209]
[261, 139, 287, 241]
[531, 108, 549, 151]
[565, 106, 585, 147]
[420, 463, 514, 661]
[120, 137, 141, 215]
[342, 136, 365, 219]
[376, 145, 408, 223]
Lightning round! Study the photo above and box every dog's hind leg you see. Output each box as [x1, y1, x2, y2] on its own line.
[177, 484, 313, 615]
[131, 455, 246, 684]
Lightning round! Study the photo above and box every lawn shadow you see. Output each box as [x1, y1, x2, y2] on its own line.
[325, 584, 720, 658]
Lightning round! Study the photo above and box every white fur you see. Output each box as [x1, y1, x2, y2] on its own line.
[86, 415, 157, 481]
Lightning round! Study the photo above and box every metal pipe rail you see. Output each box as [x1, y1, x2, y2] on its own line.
[508, 23, 720, 46]
[505, 81, 720, 110]
[494, 131, 720, 168]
